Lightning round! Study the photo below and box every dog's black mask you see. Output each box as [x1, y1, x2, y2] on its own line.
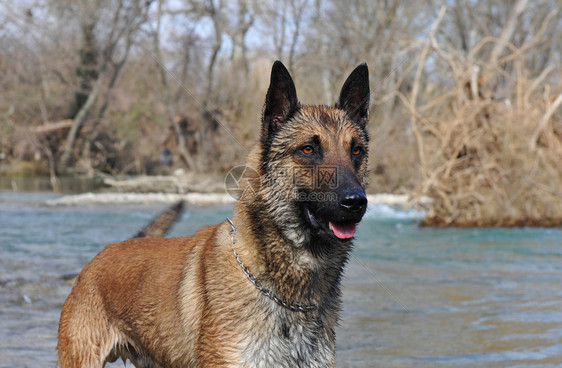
[300, 167, 367, 242]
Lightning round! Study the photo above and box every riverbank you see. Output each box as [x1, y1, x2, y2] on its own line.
[10, 172, 560, 227]
[44, 191, 432, 209]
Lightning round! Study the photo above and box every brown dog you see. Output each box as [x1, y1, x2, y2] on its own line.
[57, 61, 370, 367]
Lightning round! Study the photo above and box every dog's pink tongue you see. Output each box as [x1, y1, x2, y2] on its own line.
[329, 222, 356, 239]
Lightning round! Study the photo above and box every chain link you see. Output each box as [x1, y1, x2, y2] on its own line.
[226, 218, 317, 312]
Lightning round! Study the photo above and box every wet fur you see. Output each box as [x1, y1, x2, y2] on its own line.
[57, 61, 370, 368]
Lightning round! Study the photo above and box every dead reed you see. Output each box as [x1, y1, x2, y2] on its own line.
[408, 9, 562, 226]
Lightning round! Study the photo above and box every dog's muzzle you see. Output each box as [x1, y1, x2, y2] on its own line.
[304, 184, 367, 240]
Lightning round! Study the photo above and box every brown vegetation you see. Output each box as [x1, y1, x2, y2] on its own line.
[0, 1, 561, 226]
[409, 5, 562, 226]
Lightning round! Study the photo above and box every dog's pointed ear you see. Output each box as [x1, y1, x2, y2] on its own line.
[262, 61, 299, 143]
[336, 63, 370, 128]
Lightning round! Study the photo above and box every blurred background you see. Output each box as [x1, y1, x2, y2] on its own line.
[0, 0, 561, 225]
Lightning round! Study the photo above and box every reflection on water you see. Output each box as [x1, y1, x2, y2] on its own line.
[0, 194, 561, 367]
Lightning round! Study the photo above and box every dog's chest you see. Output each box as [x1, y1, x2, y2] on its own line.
[239, 310, 335, 368]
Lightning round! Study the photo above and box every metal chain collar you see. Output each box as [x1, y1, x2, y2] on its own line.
[226, 218, 317, 313]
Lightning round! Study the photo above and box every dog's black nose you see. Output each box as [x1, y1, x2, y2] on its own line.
[340, 190, 367, 213]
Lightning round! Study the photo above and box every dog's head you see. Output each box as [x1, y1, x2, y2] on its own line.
[253, 61, 369, 249]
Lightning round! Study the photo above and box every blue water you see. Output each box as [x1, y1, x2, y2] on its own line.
[1, 192, 561, 367]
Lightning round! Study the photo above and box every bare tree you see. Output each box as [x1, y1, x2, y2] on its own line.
[261, 0, 310, 71]
[225, 0, 256, 75]
[186, 0, 229, 170]
[149, 0, 197, 171]
[59, 0, 154, 172]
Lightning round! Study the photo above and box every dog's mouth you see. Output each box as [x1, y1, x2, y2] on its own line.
[305, 207, 357, 240]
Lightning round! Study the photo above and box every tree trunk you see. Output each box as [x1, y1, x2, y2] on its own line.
[153, 0, 197, 172]
[200, 20, 222, 171]
[59, 84, 99, 170]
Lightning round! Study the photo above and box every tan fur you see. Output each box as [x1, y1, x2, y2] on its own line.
[58, 224, 268, 367]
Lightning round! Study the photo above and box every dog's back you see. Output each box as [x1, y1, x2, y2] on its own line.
[58, 225, 222, 367]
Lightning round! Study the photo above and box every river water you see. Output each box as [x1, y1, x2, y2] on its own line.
[1, 191, 561, 367]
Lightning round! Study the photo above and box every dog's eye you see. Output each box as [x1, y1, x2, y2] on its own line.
[302, 146, 314, 155]
[352, 146, 363, 157]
